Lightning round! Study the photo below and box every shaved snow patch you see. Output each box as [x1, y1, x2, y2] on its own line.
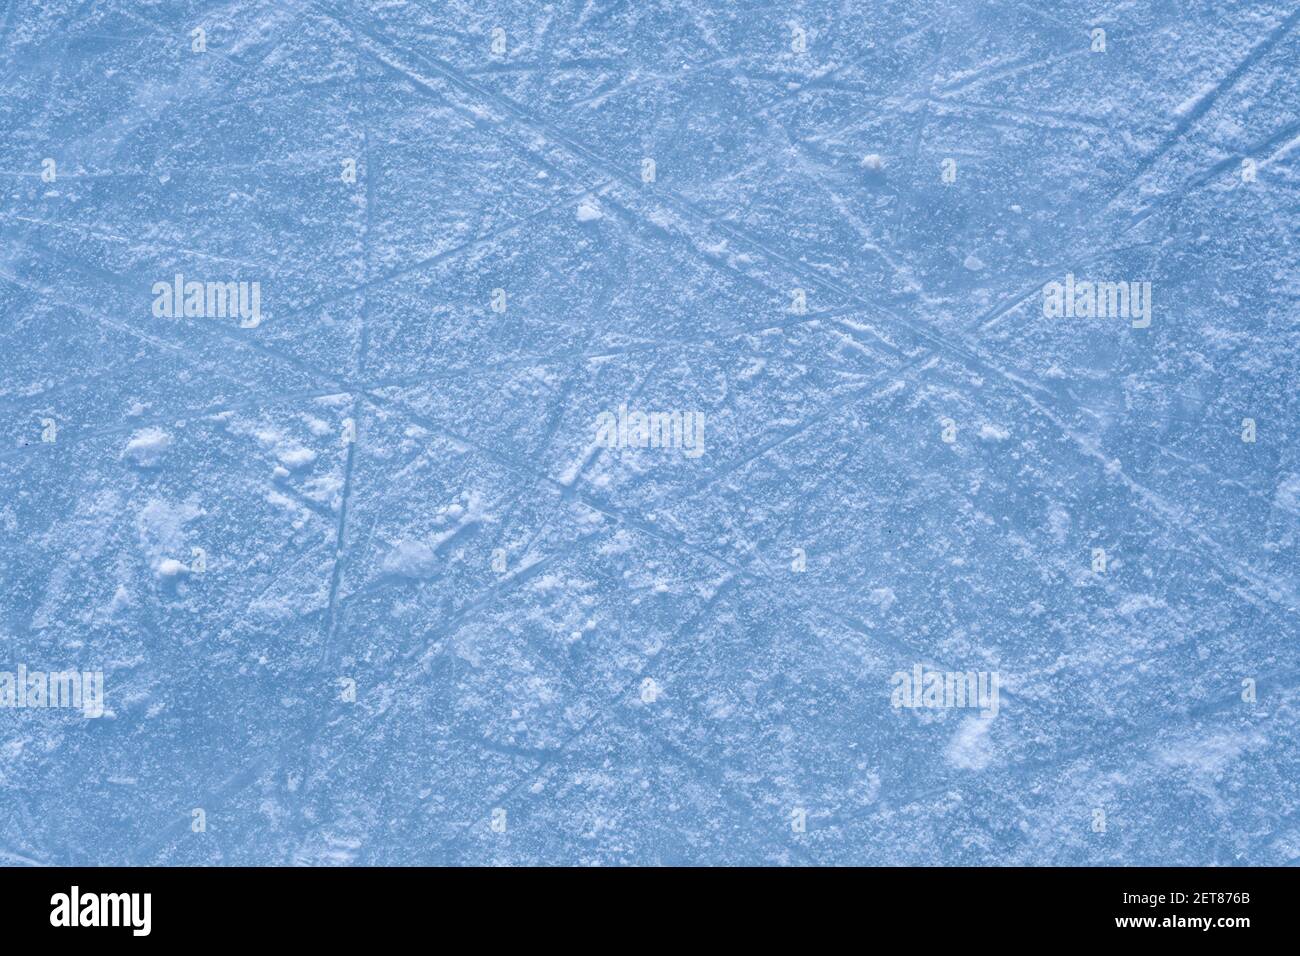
[278, 446, 317, 470]
[556, 451, 589, 487]
[646, 208, 676, 230]
[1274, 474, 1300, 515]
[105, 585, 132, 615]
[1157, 730, 1266, 778]
[576, 197, 603, 221]
[157, 558, 188, 577]
[945, 716, 994, 771]
[382, 540, 437, 578]
[303, 473, 344, 507]
[123, 428, 171, 467]
[979, 424, 1009, 441]
[1172, 81, 1217, 117]
[531, 572, 564, 592]
[136, 499, 202, 570]
[431, 491, 488, 545]
[1117, 593, 1166, 616]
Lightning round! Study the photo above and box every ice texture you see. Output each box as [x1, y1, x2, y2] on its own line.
[0, 0, 1297, 866]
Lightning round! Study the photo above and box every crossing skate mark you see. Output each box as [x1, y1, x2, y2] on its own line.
[1103, 7, 1300, 211]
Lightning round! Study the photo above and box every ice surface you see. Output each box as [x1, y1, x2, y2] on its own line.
[0, 1, 1297, 866]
